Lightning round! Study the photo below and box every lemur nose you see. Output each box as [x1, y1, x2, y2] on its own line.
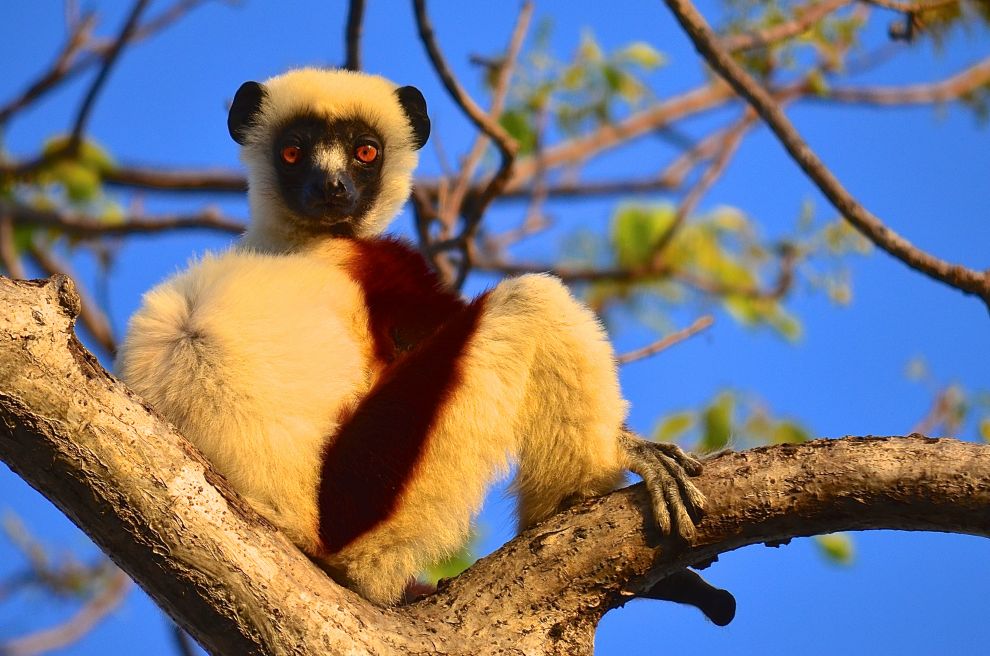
[325, 175, 348, 198]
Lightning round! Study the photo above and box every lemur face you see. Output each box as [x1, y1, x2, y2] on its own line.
[269, 115, 384, 236]
[227, 70, 430, 239]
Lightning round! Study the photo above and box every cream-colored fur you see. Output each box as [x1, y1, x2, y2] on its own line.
[116, 68, 632, 605]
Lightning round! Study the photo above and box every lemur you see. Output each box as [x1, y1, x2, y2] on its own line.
[116, 68, 731, 622]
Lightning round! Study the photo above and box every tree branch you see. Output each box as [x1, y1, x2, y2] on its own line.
[721, 0, 854, 52]
[67, 0, 151, 153]
[0, 567, 129, 656]
[0, 275, 988, 655]
[343, 0, 365, 71]
[3, 201, 244, 239]
[616, 315, 714, 365]
[662, 0, 990, 308]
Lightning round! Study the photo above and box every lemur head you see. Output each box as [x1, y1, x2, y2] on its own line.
[228, 68, 430, 250]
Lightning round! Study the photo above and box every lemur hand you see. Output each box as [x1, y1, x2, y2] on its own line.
[619, 428, 706, 541]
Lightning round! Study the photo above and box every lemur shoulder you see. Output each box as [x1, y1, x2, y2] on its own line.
[116, 68, 730, 622]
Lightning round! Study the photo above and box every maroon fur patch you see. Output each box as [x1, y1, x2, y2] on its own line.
[347, 237, 465, 363]
[317, 238, 483, 553]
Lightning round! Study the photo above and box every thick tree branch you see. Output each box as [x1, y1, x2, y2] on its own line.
[662, 0, 990, 308]
[1, 275, 988, 655]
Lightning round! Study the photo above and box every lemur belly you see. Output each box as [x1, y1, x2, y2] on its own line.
[117, 248, 373, 552]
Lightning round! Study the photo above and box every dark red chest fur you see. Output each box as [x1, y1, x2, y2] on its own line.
[316, 237, 485, 554]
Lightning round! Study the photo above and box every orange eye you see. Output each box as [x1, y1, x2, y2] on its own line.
[281, 145, 301, 164]
[355, 143, 378, 163]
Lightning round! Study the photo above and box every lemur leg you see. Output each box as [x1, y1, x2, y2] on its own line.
[486, 275, 705, 540]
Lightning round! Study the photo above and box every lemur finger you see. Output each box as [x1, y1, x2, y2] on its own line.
[659, 464, 696, 542]
[655, 452, 707, 523]
[653, 442, 704, 477]
[639, 467, 674, 536]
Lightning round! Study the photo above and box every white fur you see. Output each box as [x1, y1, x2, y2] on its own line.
[117, 68, 631, 605]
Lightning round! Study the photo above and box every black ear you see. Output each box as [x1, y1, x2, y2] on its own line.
[395, 86, 430, 150]
[228, 81, 266, 145]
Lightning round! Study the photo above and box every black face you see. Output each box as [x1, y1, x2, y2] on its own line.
[270, 115, 384, 236]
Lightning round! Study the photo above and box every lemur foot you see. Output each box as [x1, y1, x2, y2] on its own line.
[618, 428, 706, 541]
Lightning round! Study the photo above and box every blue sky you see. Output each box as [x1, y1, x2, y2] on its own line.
[1, 1, 988, 654]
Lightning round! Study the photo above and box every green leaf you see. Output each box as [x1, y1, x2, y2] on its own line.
[815, 533, 854, 565]
[772, 420, 809, 445]
[611, 204, 675, 268]
[499, 109, 537, 155]
[700, 393, 734, 452]
[980, 419, 990, 443]
[654, 412, 695, 442]
[616, 42, 666, 70]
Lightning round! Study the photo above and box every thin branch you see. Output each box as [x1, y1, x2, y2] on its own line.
[102, 166, 247, 192]
[504, 83, 733, 192]
[412, 0, 519, 164]
[863, 0, 959, 12]
[616, 315, 714, 364]
[442, 0, 533, 229]
[721, 0, 853, 52]
[652, 110, 756, 260]
[25, 243, 117, 357]
[67, 0, 151, 153]
[817, 56, 990, 104]
[662, 0, 990, 306]
[0, 14, 95, 126]
[343, 0, 365, 71]
[0, 1, 212, 127]
[0, 567, 129, 656]
[4, 202, 244, 239]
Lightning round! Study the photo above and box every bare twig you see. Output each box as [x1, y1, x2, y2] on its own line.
[102, 166, 247, 192]
[0, 14, 95, 126]
[722, 0, 853, 52]
[442, 1, 533, 230]
[818, 56, 990, 104]
[0, 567, 129, 656]
[412, 0, 519, 164]
[863, 0, 959, 12]
[0, 1, 212, 127]
[26, 243, 117, 356]
[652, 111, 757, 259]
[617, 315, 715, 364]
[504, 83, 733, 191]
[343, 0, 365, 71]
[662, 0, 990, 306]
[68, 0, 151, 153]
[4, 202, 244, 239]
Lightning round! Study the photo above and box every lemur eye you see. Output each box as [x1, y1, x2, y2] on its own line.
[355, 143, 378, 164]
[281, 145, 301, 164]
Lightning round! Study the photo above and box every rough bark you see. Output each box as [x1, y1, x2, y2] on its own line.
[1, 274, 988, 656]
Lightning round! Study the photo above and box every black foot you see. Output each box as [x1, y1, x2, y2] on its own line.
[642, 568, 736, 626]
